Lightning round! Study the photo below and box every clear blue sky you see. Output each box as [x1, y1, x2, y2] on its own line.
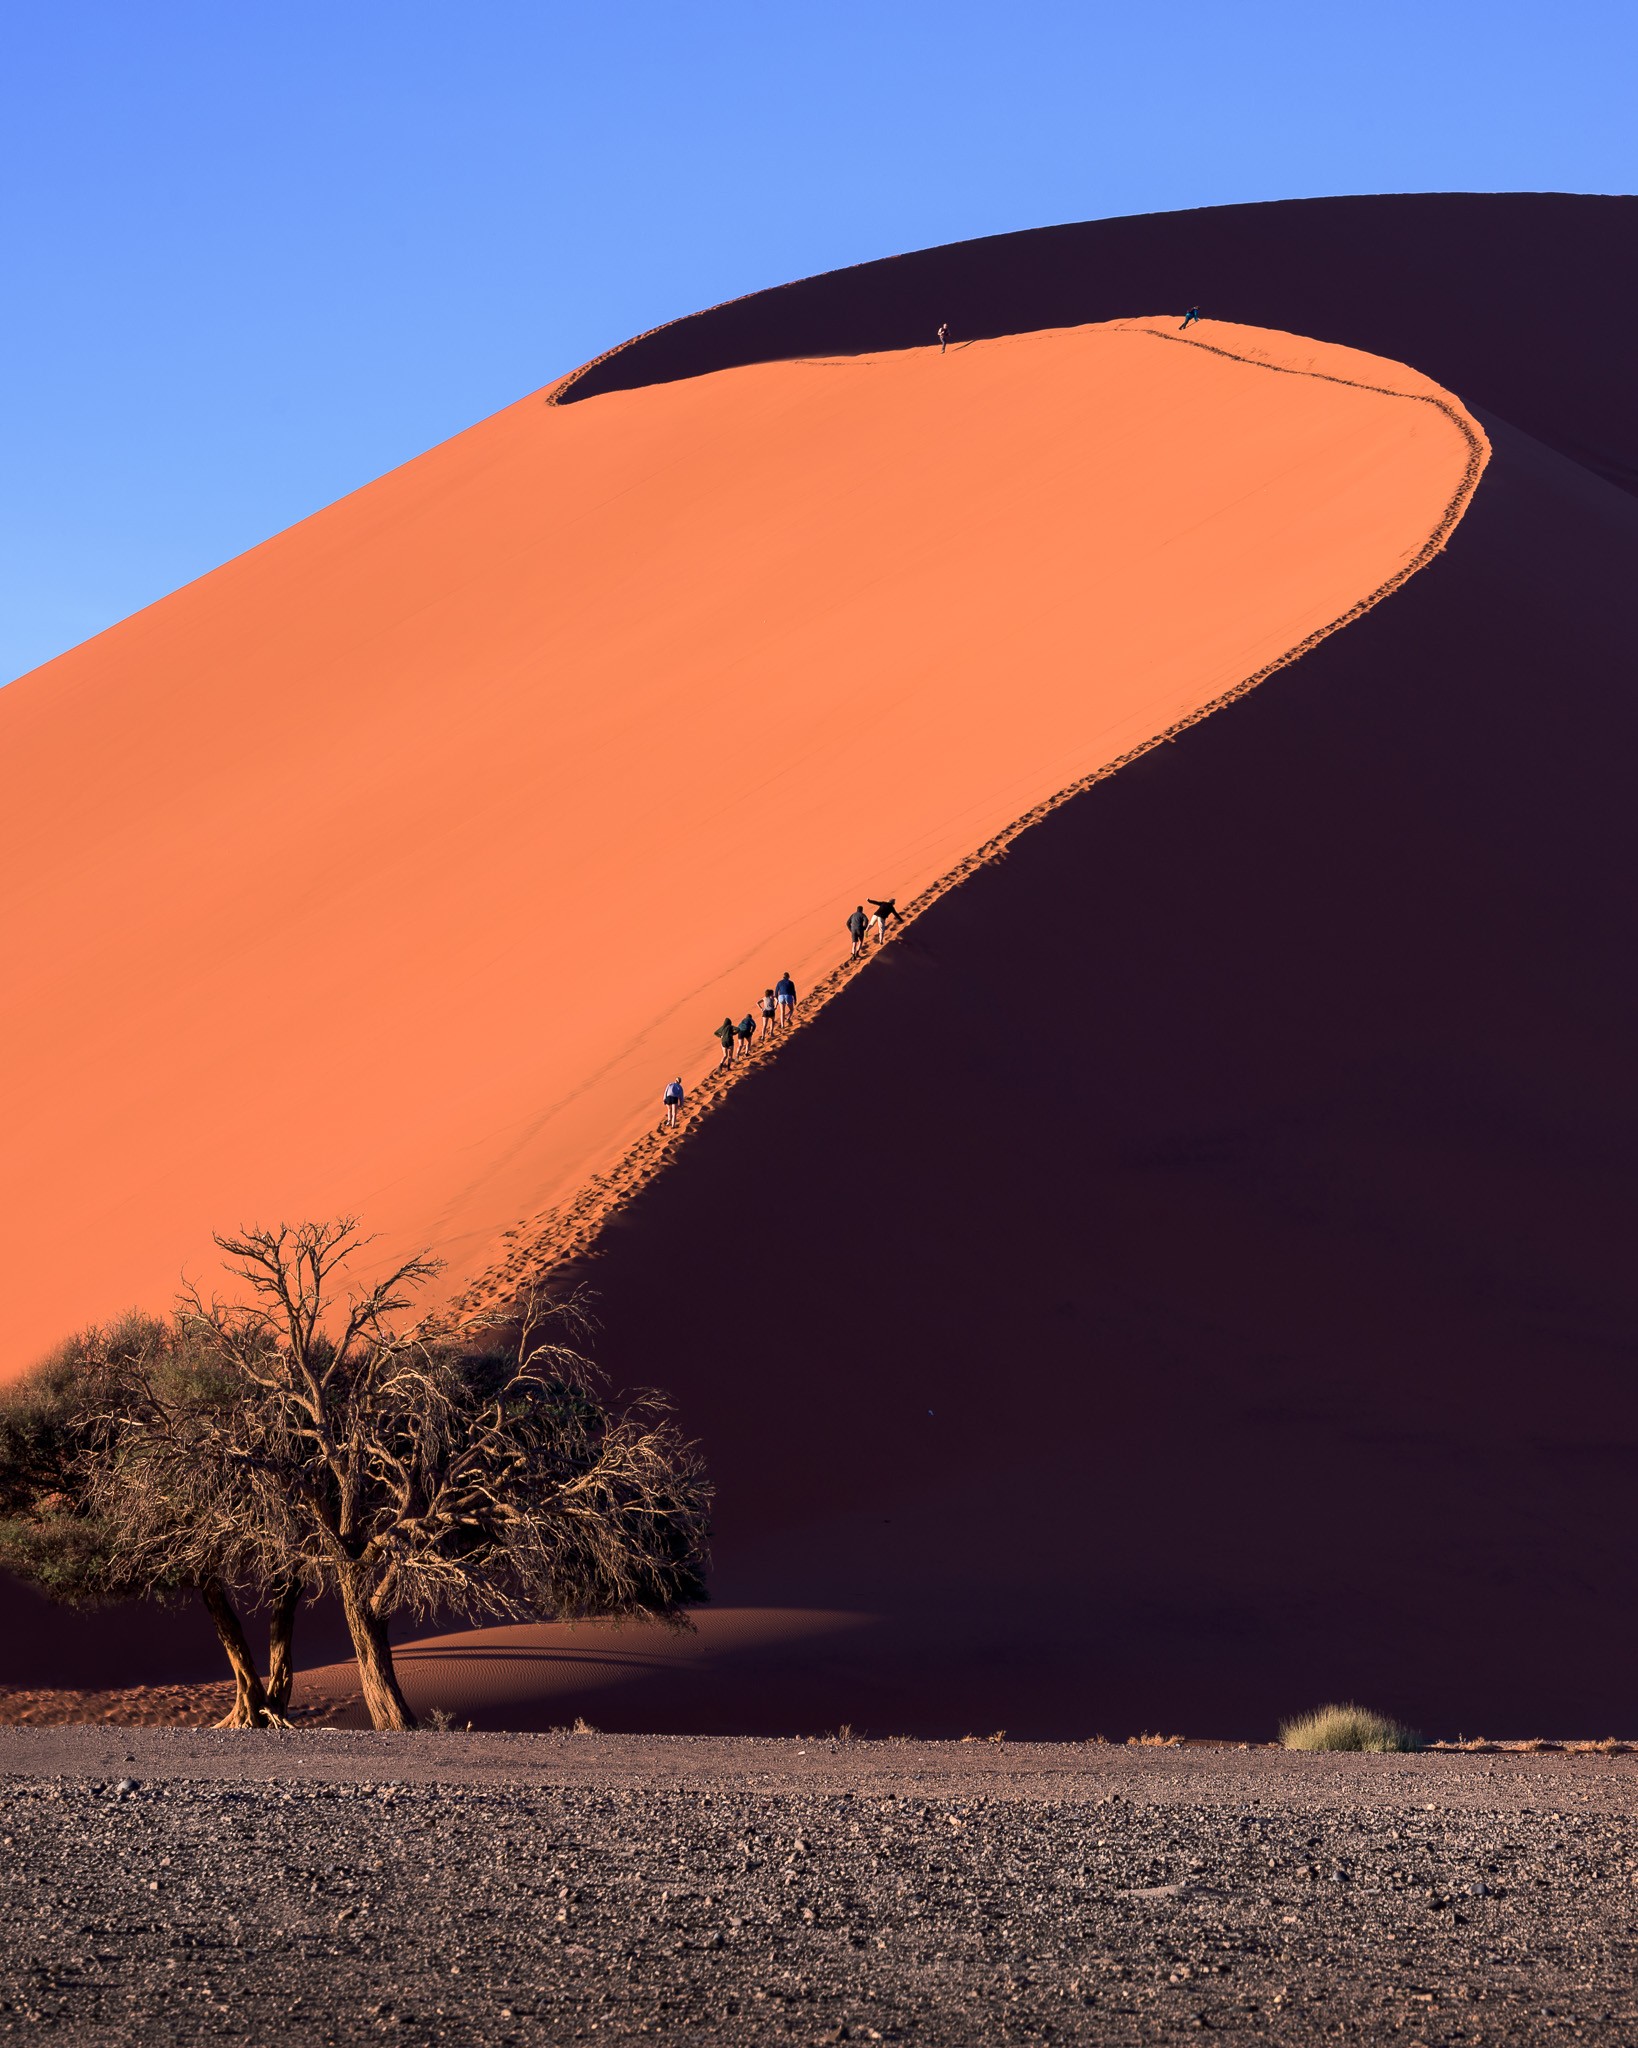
[3, 0, 1633, 684]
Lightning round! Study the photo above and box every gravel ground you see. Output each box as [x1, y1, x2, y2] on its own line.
[2, 1729, 1637, 2044]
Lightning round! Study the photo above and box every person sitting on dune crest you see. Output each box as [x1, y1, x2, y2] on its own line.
[714, 1017, 736, 1070]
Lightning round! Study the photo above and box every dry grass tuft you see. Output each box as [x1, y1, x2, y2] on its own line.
[1280, 1703, 1422, 1753]
[1126, 1731, 1183, 1748]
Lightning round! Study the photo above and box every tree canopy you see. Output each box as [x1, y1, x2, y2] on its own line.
[0, 1222, 712, 1729]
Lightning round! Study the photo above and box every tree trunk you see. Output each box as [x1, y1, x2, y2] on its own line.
[339, 1571, 416, 1730]
[200, 1577, 275, 1729]
[265, 1579, 302, 1716]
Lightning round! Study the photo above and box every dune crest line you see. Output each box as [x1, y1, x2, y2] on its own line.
[457, 330, 1489, 1317]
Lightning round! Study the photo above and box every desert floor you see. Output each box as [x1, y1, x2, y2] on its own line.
[2, 1731, 1634, 2043]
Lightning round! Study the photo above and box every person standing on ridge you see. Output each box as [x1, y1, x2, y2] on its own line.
[775, 972, 797, 1028]
[846, 905, 868, 959]
[663, 1077, 684, 1129]
[735, 1012, 757, 1058]
[937, 321, 949, 354]
[1179, 306, 1201, 330]
[714, 1017, 737, 1070]
[869, 897, 902, 944]
[759, 987, 777, 1040]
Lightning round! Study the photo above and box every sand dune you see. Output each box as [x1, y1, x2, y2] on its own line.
[0, 317, 1477, 1372]
[8, 193, 1628, 1738]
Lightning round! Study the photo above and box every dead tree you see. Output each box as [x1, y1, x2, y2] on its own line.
[169, 1221, 711, 1730]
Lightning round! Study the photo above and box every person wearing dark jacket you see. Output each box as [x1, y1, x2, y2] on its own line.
[775, 973, 797, 1027]
[735, 1013, 757, 1056]
[847, 905, 868, 958]
[714, 1017, 737, 1069]
[869, 897, 901, 943]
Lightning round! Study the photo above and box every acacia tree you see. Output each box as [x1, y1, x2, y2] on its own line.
[145, 1220, 711, 1729]
[0, 1316, 303, 1727]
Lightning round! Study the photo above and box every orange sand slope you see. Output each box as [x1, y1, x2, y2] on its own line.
[0, 319, 1482, 1369]
[293, 1610, 872, 1730]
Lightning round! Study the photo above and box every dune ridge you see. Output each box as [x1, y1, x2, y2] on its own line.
[459, 321, 1486, 1313]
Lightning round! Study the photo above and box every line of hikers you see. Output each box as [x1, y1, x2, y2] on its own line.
[933, 307, 1203, 354]
[660, 898, 905, 1129]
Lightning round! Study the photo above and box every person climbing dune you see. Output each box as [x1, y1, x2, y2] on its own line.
[759, 987, 777, 1039]
[714, 1017, 736, 1070]
[847, 905, 868, 959]
[735, 1013, 757, 1056]
[775, 972, 797, 1027]
[938, 321, 949, 354]
[869, 897, 902, 943]
[1179, 306, 1201, 330]
[663, 1077, 684, 1130]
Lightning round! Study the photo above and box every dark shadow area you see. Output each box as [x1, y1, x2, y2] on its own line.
[575, 413, 1638, 1738]
[0, 1583, 355, 1694]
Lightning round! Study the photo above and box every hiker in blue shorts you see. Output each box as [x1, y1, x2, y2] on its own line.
[663, 1077, 684, 1129]
[775, 973, 797, 1028]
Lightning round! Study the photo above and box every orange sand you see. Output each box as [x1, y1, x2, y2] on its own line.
[0, 319, 1481, 1370]
[292, 1609, 872, 1729]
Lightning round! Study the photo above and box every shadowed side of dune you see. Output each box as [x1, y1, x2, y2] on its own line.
[553, 413, 1638, 1740]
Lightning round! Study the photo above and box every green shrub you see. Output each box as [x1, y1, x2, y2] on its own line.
[1279, 1702, 1422, 1753]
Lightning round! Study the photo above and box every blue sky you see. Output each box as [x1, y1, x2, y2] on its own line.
[3, 0, 1633, 683]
